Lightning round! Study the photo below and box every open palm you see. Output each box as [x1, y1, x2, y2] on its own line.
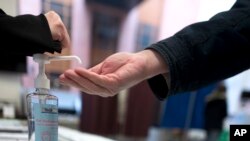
[59, 52, 149, 97]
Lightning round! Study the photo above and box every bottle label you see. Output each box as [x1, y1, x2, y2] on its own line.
[34, 103, 58, 141]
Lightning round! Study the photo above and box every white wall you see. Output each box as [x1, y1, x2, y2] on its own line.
[117, 8, 139, 53]
[196, 0, 235, 22]
[158, 0, 201, 40]
[71, 0, 91, 68]
[0, 0, 18, 16]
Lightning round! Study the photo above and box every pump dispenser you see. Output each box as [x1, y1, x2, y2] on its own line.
[26, 53, 81, 141]
[33, 54, 81, 89]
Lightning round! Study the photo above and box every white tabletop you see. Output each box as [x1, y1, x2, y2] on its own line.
[58, 126, 114, 141]
[0, 119, 115, 141]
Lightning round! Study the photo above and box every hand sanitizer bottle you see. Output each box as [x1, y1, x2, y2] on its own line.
[26, 54, 81, 141]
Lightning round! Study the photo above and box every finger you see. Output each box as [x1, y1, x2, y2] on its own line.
[75, 68, 118, 90]
[59, 74, 73, 86]
[61, 25, 71, 49]
[62, 70, 113, 97]
[88, 62, 103, 74]
[59, 74, 66, 82]
[64, 70, 110, 95]
[60, 70, 92, 93]
[57, 19, 70, 49]
[60, 74, 91, 93]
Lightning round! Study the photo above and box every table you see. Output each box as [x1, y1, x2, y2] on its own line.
[0, 119, 114, 141]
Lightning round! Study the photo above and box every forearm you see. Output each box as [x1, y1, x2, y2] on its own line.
[0, 11, 61, 56]
[147, 0, 250, 99]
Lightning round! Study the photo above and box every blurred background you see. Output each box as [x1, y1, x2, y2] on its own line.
[1, 0, 250, 141]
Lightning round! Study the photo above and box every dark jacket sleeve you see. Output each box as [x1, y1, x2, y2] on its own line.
[147, 0, 250, 100]
[0, 9, 61, 56]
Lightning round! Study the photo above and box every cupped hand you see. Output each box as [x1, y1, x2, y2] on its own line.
[59, 52, 149, 97]
[59, 50, 168, 97]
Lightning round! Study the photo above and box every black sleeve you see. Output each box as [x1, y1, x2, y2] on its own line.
[0, 9, 61, 56]
[147, 0, 250, 100]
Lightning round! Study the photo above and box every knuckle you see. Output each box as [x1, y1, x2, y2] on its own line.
[49, 10, 56, 15]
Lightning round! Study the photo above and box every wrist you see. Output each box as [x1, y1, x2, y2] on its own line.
[136, 49, 168, 78]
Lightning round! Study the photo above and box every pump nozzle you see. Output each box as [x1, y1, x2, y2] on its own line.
[48, 56, 82, 64]
[33, 54, 82, 89]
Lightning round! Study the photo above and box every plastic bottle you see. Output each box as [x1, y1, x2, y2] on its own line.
[26, 54, 81, 141]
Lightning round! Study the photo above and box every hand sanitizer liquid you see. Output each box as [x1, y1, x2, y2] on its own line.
[27, 88, 58, 141]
